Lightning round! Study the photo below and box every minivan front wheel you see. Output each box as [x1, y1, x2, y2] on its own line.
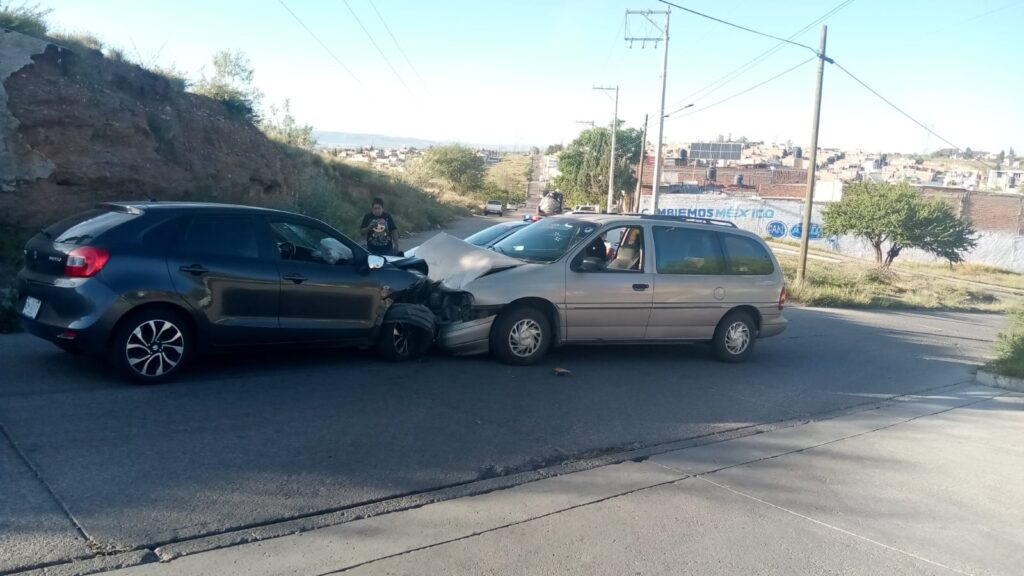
[491, 305, 551, 365]
[110, 309, 192, 383]
[712, 311, 756, 363]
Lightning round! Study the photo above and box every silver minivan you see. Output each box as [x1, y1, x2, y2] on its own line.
[415, 214, 787, 364]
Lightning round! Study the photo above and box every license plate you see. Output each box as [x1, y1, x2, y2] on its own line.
[22, 297, 41, 319]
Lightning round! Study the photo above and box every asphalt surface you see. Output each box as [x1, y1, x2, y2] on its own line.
[0, 208, 1009, 575]
[0, 306, 1003, 574]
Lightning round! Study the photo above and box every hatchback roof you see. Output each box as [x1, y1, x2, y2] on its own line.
[99, 201, 298, 217]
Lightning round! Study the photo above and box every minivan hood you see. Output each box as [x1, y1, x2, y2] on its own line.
[413, 233, 523, 290]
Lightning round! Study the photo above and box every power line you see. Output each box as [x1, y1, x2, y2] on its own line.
[657, 0, 817, 55]
[367, 0, 432, 98]
[343, 0, 419, 103]
[655, 0, 854, 117]
[668, 56, 815, 122]
[830, 60, 964, 152]
[277, 0, 363, 88]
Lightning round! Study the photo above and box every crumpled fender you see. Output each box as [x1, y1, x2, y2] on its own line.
[382, 303, 436, 335]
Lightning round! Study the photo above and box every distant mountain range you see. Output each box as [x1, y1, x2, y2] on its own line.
[313, 131, 534, 152]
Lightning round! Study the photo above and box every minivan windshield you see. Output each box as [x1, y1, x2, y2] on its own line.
[490, 218, 599, 262]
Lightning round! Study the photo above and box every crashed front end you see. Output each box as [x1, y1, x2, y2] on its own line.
[391, 233, 524, 356]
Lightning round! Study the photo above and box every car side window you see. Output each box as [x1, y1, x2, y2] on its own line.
[181, 215, 259, 259]
[653, 226, 724, 275]
[721, 234, 775, 275]
[269, 221, 354, 265]
[571, 226, 645, 272]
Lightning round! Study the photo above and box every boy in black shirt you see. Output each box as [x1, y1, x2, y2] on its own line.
[359, 197, 399, 256]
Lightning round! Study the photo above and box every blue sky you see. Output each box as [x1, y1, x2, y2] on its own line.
[41, 0, 1021, 153]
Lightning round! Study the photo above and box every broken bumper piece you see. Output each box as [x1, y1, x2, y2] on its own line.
[438, 316, 495, 356]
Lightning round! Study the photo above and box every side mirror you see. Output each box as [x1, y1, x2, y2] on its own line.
[579, 257, 603, 272]
[367, 255, 385, 270]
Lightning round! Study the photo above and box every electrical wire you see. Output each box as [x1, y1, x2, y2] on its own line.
[657, 0, 817, 55]
[367, 0, 432, 98]
[277, 0, 363, 87]
[655, 0, 854, 117]
[343, 0, 419, 104]
[830, 60, 964, 152]
[669, 57, 815, 122]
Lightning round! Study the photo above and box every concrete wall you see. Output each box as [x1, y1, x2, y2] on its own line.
[638, 194, 1024, 272]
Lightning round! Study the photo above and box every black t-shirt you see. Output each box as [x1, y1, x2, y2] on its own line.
[361, 212, 397, 251]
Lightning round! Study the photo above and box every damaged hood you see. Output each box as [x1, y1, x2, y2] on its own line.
[413, 233, 523, 290]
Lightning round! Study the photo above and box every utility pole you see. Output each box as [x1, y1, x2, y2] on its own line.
[634, 113, 648, 213]
[594, 85, 619, 213]
[796, 25, 830, 286]
[626, 8, 670, 214]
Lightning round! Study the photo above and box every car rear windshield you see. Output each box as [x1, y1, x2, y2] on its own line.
[43, 209, 138, 245]
[491, 218, 598, 262]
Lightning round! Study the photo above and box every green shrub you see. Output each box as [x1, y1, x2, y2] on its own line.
[990, 310, 1024, 378]
[0, 1, 50, 37]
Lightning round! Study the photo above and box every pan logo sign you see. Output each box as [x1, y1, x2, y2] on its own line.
[789, 222, 823, 239]
[765, 221, 787, 239]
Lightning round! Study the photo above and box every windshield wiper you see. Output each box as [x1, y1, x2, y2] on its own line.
[58, 234, 93, 244]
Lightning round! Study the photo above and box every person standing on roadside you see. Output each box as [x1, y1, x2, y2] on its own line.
[359, 197, 399, 256]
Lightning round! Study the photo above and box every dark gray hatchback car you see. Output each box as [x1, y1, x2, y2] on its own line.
[17, 202, 439, 382]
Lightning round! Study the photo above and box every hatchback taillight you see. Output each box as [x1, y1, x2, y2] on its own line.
[65, 247, 110, 278]
[779, 286, 787, 310]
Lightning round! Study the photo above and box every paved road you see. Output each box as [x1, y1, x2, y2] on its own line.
[0, 300, 1003, 574]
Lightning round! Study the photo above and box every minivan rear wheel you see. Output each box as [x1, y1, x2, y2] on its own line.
[490, 305, 551, 365]
[110, 309, 192, 383]
[712, 311, 756, 363]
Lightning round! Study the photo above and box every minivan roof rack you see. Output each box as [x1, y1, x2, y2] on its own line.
[619, 213, 738, 228]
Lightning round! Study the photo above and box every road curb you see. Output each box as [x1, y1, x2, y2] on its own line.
[13, 550, 157, 576]
[975, 369, 1024, 393]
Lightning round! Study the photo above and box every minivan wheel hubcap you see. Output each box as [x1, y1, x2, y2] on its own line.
[724, 322, 751, 355]
[126, 320, 184, 377]
[508, 318, 542, 358]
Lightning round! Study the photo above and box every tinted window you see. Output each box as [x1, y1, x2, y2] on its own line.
[653, 226, 724, 275]
[46, 209, 137, 245]
[721, 234, 775, 275]
[182, 215, 258, 259]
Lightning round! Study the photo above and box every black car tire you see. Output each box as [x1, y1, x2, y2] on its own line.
[109, 308, 192, 383]
[712, 311, 756, 363]
[377, 322, 427, 362]
[490, 305, 551, 365]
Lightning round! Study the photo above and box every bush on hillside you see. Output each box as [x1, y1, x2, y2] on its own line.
[0, 1, 50, 36]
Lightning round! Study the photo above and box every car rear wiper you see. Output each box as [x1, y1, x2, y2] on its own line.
[58, 234, 93, 244]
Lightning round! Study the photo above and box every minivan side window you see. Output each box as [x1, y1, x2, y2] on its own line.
[572, 226, 645, 272]
[652, 226, 724, 275]
[721, 234, 775, 275]
[181, 215, 259, 259]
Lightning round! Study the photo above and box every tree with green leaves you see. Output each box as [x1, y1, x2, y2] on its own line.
[191, 51, 263, 122]
[544, 144, 563, 155]
[261, 99, 316, 151]
[553, 125, 643, 208]
[420, 144, 485, 195]
[823, 182, 977, 268]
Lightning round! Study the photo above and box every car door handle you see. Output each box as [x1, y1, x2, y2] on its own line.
[283, 274, 307, 284]
[632, 283, 650, 292]
[179, 264, 208, 275]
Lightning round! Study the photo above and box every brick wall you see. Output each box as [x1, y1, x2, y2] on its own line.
[921, 187, 1023, 234]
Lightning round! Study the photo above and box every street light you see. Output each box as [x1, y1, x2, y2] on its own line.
[664, 103, 693, 118]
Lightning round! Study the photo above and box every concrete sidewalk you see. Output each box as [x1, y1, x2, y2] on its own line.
[91, 383, 1023, 576]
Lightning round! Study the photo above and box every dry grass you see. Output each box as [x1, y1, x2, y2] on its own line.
[776, 253, 1017, 312]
